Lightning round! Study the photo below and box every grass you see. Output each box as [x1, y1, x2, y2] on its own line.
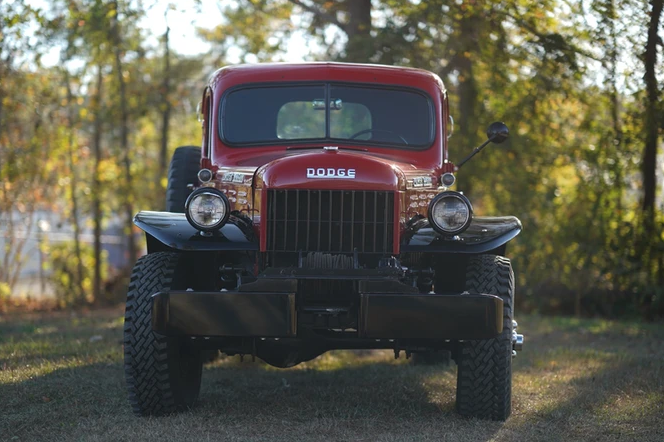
[1, 309, 663, 442]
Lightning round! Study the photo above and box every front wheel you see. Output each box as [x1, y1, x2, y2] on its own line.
[123, 252, 203, 416]
[456, 254, 514, 421]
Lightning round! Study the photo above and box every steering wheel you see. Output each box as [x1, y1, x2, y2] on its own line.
[349, 129, 409, 145]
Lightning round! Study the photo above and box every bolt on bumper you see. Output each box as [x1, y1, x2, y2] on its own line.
[512, 320, 524, 357]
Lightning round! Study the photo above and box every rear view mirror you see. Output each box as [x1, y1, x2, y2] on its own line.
[487, 121, 509, 144]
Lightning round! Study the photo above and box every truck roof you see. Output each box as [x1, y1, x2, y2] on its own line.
[207, 62, 446, 93]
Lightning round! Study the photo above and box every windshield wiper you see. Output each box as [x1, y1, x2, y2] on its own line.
[286, 145, 368, 152]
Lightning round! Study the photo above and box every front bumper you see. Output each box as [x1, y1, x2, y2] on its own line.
[152, 283, 503, 341]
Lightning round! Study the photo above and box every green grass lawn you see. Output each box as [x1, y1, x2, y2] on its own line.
[1, 308, 662, 441]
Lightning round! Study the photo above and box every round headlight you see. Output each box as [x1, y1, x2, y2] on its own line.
[428, 191, 472, 235]
[185, 188, 230, 232]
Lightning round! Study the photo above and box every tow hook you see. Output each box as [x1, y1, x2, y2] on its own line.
[512, 320, 524, 357]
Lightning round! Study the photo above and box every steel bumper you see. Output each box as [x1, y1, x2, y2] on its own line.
[359, 293, 503, 340]
[152, 290, 503, 341]
[152, 291, 297, 337]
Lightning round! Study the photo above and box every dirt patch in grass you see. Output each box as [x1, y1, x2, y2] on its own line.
[0, 310, 662, 441]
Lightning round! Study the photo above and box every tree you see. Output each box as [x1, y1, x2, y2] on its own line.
[642, 0, 663, 222]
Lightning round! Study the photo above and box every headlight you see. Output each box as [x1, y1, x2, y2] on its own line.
[428, 191, 472, 235]
[185, 188, 230, 232]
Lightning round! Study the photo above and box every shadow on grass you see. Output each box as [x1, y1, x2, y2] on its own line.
[0, 353, 506, 441]
[0, 362, 129, 441]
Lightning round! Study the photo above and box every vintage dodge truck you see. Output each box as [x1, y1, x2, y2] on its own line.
[123, 62, 523, 420]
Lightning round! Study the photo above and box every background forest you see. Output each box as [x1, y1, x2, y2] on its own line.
[1, 0, 662, 319]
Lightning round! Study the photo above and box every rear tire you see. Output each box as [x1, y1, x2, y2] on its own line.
[124, 252, 203, 416]
[165, 146, 200, 212]
[456, 254, 514, 421]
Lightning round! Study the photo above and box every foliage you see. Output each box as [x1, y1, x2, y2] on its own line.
[48, 241, 108, 308]
[0, 0, 661, 317]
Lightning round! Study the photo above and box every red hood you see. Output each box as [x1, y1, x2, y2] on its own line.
[253, 150, 417, 191]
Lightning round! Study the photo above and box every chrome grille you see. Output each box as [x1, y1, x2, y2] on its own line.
[266, 189, 395, 254]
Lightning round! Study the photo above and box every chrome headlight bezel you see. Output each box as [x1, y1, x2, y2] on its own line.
[427, 191, 473, 235]
[185, 188, 230, 232]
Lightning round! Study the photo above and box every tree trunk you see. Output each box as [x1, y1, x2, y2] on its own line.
[159, 25, 172, 203]
[642, 0, 662, 223]
[64, 70, 86, 301]
[451, 12, 482, 195]
[607, 0, 624, 216]
[344, 0, 372, 62]
[111, 3, 137, 267]
[92, 63, 104, 303]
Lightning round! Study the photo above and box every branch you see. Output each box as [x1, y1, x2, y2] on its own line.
[502, 11, 602, 63]
[287, 0, 347, 34]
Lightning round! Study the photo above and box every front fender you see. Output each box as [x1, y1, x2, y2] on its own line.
[401, 216, 522, 254]
[135, 211, 258, 252]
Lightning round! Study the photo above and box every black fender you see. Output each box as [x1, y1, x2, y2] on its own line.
[401, 216, 522, 254]
[134, 211, 258, 253]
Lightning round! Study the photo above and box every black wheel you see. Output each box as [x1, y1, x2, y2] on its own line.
[165, 146, 200, 212]
[124, 252, 203, 416]
[411, 350, 452, 366]
[456, 254, 514, 421]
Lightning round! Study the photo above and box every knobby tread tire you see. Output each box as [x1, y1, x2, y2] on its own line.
[456, 254, 514, 421]
[124, 252, 202, 416]
[165, 146, 200, 212]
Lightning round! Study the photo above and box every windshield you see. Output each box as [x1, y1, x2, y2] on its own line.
[221, 83, 434, 149]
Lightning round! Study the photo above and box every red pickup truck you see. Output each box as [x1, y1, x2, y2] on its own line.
[123, 62, 523, 420]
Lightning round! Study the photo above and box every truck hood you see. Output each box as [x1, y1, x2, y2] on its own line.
[254, 150, 416, 191]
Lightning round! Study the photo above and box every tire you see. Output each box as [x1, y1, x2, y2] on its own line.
[411, 350, 452, 366]
[165, 146, 200, 212]
[456, 254, 514, 421]
[124, 252, 203, 416]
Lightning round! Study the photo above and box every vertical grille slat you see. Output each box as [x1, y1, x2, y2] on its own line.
[383, 192, 390, 253]
[283, 190, 289, 251]
[372, 192, 378, 252]
[362, 191, 367, 253]
[317, 191, 322, 251]
[339, 191, 344, 252]
[266, 189, 394, 254]
[306, 190, 311, 251]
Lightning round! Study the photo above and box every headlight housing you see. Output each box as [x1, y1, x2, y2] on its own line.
[428, 191, 473, 235]
[185, 188, 230, 232]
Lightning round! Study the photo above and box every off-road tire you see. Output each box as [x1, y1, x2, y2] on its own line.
[124, 252, 203, 416]
[411, 350, 452, 366]
[456, 254, 514, 421]
[165, 146, 200, 212]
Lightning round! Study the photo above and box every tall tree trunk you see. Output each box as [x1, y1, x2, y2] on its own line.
[64, 70, 86, 301]
[452, 12, 482, 196]
[111, 3, 137, 267]
[607, 0, 624, 216]
[642, 0, 662, 223]
[159, 25, 172, 203]
[344, 0, 372, 62]
[92, 63, 104, 303]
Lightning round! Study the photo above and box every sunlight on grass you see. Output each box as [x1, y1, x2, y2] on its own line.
[598, 391, 664, 422]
